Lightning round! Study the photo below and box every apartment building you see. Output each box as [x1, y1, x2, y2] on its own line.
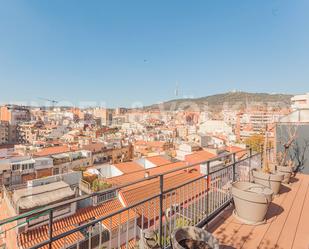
[175, 143, 202, 160]
[16, 121, 45, 144]
[199, 120, 233, 135]
[0, 156, 34, 186]
[93, 108, 113, 126]
[0, 105, 31, 143]
[176, 125, 188, 140]
[0, 156, 54, 186]
[235, 109, 289, 140]
[1, 179, 77, 249]
[133, 140, 172, 157]
[0, 121, 9, 145]
[291, 93, 309, 110]
[83, 142, 134, 165]
[33, 146, 92, 175]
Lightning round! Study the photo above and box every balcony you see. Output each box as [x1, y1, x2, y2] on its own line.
[0, 149, 308, 249]
[208, 173, 309, 249]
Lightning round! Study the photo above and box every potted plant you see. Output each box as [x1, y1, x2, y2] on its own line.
[275, 153, 294, 184]
[251, 168, 283, 195]
[252, 125, 284, 195]
[231, 181, 273, 224]
[171, 226, 219, 249]
[275, 125, 299, 183]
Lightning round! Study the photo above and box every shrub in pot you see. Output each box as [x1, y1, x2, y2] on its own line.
[251, 168, 284, 195]
[252, 137, 284, 195]
[276, 165, 293, 184]
[231, 181, 273, 224]
[275, 153, 296, 183]
[171, 226, 219, 249]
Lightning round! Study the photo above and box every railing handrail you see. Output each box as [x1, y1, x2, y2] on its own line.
[29, 149, 262, 249]
[0, 148, 255, 227]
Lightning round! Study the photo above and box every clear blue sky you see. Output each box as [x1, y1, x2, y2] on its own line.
[0, 0, 308, 107]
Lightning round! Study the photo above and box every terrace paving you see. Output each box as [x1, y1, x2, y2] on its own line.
[207, 173, 309, 249]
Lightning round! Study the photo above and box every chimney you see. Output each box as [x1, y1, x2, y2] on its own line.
[144, 171, 150, 178]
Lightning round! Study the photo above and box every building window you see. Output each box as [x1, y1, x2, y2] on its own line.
[53, 168, 60, 175]
[12, 164, 20, 171]
[97, 191, 117, 204]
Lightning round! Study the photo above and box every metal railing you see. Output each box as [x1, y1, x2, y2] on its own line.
[0, 148, 263, 249]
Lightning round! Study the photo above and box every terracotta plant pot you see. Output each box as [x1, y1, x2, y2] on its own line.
[232, 181, 273, 224]
[251, 168, 284, 195]
[276, 166, 293, 184]
[171, 226, 219, 249]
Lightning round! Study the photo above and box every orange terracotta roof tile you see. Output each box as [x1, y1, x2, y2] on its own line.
[134, 140, 166, 148]
[18, 199, 136, 249]
[106, 161, 187, 186]
[146, 155, 171, 166]
[120, 239, 138, 249]
[114, 161, 144, 174]
[224, 146, 247, 159]
[184, 150, 216, 164]
[120, 170, 207, 221]
[82, 143, 105, 153]
[33, 145, 72, 157]
[120, 169, 202, 205]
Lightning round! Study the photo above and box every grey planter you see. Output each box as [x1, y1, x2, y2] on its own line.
[171, 226, 219, 249]
[252, 168, 284, 195]
[232, 181, 273, 224]
[276, 166, 293, 184]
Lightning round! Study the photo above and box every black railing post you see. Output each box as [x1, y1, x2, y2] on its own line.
[48, 209, 53, 249]
[159, 175, 163, 247]
[206, 161, 210, 227]
[260, 144, 264, 166]
[249, 147, 252, 182]
[232, 152, 236, 182]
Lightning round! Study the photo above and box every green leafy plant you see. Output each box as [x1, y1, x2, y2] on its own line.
[91, 179, 112, 192]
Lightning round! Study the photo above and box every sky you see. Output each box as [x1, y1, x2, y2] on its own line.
[0, 0, 308, 108]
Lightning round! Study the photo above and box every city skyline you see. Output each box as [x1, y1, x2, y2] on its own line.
[1, 1, 309, 248]
[0, 90, 296, 109]
[1, 1, 309, 106]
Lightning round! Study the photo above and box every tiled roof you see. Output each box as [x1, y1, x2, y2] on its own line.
[18, 199, 136, 249]
[120, 170, 207, 221]
[120, 239, 138, 249]
[224, 146, 247, 159]
[120, 168, 202, 206]
[134, 140, 166, 148]
[184, 150, 216, 164]
[145, 155, 171, 166]
[33, 145, 72, 157]
[19, 225, 84, 249]
[82, 143, 105, 153]
[17, 151, 214, 249]
[106, 161, 187, 186]
[114, 161, 144, 174]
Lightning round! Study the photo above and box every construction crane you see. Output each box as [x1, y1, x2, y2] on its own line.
[38, 97, 59, 109]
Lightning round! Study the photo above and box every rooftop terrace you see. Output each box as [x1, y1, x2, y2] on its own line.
[208, 173, 309, 249]
[0, 149, 308, 249]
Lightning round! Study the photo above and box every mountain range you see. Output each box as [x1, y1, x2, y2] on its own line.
[145, 91, 293, 111]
